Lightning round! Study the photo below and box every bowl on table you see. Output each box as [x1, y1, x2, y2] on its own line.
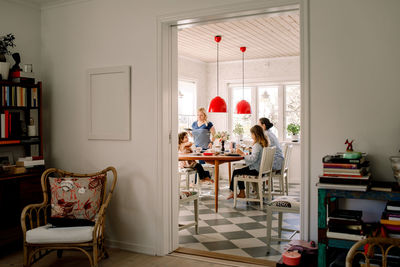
[203, 152, 214, 156]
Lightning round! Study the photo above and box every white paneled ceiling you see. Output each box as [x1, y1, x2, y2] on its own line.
[178, 12, 300, 63]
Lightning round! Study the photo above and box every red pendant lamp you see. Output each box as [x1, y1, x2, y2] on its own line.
[235, 46, 251, 114]
[208, 35, 227, 113]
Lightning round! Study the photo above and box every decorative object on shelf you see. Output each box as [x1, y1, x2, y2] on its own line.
[0, 33, 15, 80]
[235, 46, 251, 114]
[208, 35, 227, 113]
[23, 63, 33, 73]
[345, 139, 354, 152]
[28, 117, 36, 137]
[287, 123, 300, 141]
[389, 154, 400, 186]
[10, 53, 22, 74]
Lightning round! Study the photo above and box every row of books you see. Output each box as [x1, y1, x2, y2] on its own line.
[326, 209, 366, 241]
[1, 86, 39, 107]
[381, 201, 400, 238]
[0, 110, 22, 139]
[317, 153, 371, 192]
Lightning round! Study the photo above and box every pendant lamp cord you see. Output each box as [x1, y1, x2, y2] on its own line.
[242, 50, 244, 99]
[217, 41, 219, 96]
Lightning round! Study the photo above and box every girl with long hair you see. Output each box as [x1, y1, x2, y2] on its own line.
[227, 125, 269, 199]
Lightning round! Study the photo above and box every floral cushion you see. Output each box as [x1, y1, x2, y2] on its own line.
[268, 196, 300, 209]
[180, 191, 197, 199]
[49, 175, 105, 223]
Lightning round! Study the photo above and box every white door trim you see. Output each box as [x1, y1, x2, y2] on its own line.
[156, 0, 310, 255]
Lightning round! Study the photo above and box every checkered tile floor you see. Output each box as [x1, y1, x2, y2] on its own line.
[179, 181, 300, 262]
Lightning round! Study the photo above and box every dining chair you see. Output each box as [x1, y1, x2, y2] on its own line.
[233, 146, 276, 210]
[266, 195, 300, 254]
[178, 167, 199, 191]
[178, 173, 199, 234]
[271, 144, 293, 196]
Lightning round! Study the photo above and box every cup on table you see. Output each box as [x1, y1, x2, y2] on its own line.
[195, 147, 202, 153]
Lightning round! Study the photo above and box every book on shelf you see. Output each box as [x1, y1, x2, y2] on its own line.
[326, 230, 365, 241]
[16, 159, 44, 168]
[323, 155, 366, 164]
[316, 182, 369, 191]
[323, 162, 369, 169]
[321, 173, 369, 178]
[323, 167, 369, 173]
[386, 201, 400, 211]
[319, 177, 370, 185]
[11, 71, 35, 79]
[330, 209, 362, 220]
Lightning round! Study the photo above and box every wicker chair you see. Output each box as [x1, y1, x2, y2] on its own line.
[21, 167, 117, 267]
[345, 237, 400, 267]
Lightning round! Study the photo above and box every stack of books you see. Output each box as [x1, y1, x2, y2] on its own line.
[317, 153, 371, 191]
[327, 209, 365, 241]
[381, 201, 400, 238]
[16, 156, 44, 168]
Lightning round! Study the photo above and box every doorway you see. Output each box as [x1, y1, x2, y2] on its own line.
[156, 0, 310, 261]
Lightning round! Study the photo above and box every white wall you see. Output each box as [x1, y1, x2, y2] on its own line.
[0, 1, 41, 78]
[178, 56, 207, 109]
[308, 0, 400, 240]
[40, 0, 249, 255]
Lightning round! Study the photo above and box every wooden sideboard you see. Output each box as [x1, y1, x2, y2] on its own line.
[0, 169, 44, 254]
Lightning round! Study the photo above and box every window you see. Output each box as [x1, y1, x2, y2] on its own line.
[178, 81, 197, 132]
[229, 83, 300, 141]
[231, 87, 252, 139]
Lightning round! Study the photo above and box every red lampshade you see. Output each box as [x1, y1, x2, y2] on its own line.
[208, 96, 227, 113]
[235, 99, 251, 114]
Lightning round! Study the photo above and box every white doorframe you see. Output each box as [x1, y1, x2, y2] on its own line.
[156, 0, 310, 255]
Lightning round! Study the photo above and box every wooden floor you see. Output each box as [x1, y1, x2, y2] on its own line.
[0, 248, 268, 267]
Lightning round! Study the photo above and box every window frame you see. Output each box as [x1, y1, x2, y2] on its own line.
[228, 81, 300, 142]
[178, 79, 197, 131]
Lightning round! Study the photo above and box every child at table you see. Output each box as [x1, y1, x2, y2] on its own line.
[227, 125, 270, 199]
[178, 132, 214, 184]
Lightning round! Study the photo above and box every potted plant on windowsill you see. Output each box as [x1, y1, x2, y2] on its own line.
[0, 33, 16, 80]
[287, 123, 300, 142]
[232, 123, 244, 144]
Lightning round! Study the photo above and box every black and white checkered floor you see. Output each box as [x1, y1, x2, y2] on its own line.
[179, 181, 300, 262]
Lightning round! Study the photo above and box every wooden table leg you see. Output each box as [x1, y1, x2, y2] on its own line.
[228, 162, 231, 185]
[215, 160, 219, 213]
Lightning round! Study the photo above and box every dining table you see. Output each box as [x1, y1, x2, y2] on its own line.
[178, 153, 244, 212]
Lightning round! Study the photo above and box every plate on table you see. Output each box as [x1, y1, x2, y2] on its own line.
[225, 153, 241, 156]
[191, 153, 202, 156]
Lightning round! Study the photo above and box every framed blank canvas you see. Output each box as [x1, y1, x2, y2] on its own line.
[87, 66, 131, 140]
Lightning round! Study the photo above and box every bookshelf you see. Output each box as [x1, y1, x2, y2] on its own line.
[0, 81, 43, 253]
[317, 188, 400, 267]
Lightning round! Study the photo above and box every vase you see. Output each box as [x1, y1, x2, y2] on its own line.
[0, 62, 10, 80]
[221, 140, 225, 153]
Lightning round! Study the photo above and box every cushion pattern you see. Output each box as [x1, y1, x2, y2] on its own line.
[26, 224, 93, 244]
[268, 196, 300, 209]
[49, 174, 105, 222]
[180, 191, 197, 199]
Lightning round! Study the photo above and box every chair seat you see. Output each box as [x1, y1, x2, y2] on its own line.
[26, 224, 94, 244]
[179, 168, 196, 173]
[180, 191, 198, 199]
[268, 196, 300, 209]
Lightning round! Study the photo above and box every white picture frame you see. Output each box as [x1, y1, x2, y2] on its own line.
[87, 66, 131, 140]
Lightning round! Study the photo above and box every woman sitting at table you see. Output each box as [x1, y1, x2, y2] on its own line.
[178, 132, 214, 184]
[227, 125, 269, 199]
[258, 117, 284, 171]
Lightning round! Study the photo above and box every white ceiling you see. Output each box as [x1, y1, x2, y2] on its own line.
[178, 12, 300, 63]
